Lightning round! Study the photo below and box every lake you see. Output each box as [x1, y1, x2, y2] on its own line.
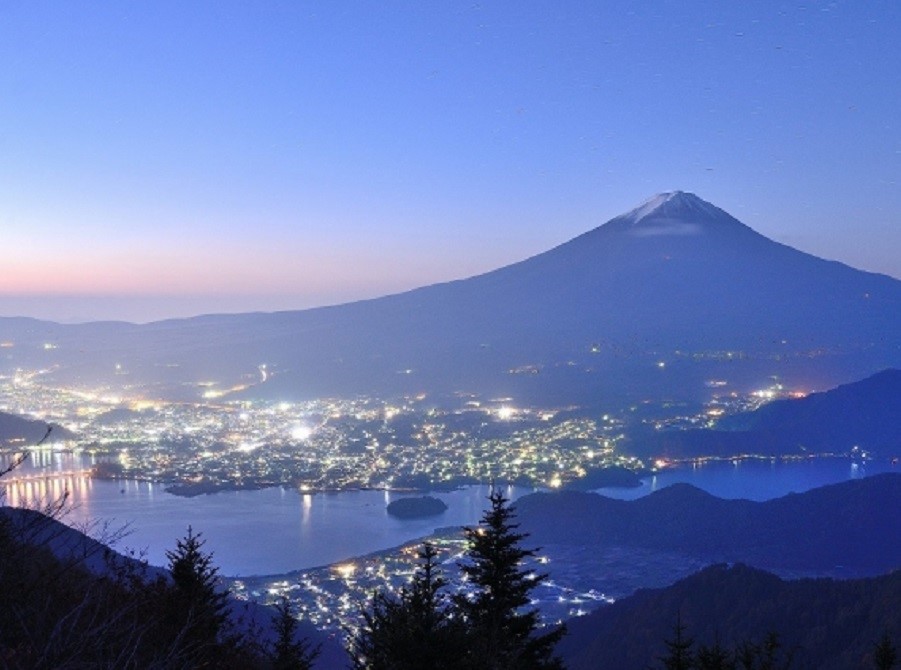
[1, 451, 895, 576]
[594, 456, 896, 501]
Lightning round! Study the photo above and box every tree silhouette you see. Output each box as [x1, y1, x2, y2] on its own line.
[659, 614, 694, 670]
[350, 542, 466, 669]
[271, 596, 319, 670]
[757, 631, 794, 670]
[166, 525, 231, 664]
[656, 625, 797, 670]
[456, 490, 564, 669]
[696, 633, 734, 670]
[874, 631, 898, 670]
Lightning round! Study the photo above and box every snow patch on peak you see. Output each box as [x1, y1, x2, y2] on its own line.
[627, 192, 685, 223]
[619, 191, 730, 235]
[594, 191, 758, 241]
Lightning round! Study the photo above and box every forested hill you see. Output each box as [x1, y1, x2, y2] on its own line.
[558, 563, 900, 670]
[630, 368, 901, 460]
[0, 411, 75, 446]
[515, 473, 901, 574]
[718, 368, 901, 452]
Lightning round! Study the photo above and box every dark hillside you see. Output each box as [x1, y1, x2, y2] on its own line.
[0, 411, 75, 446]
[516, 473, 901, 574]
[633, 369, 901, 459]
[559, 564, 901, 670]
[0, 505, 346, 668]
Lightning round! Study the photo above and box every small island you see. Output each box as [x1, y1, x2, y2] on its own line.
[386, 496, 448, 519]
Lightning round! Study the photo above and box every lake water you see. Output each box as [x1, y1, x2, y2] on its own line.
[1, 451, 896, 576]
[595, 457, 897, 501]
[0, 451, 535, 575]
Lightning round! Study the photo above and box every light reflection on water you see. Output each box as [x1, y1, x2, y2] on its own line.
[1, 452, 531, 576]
[1, 452, 896, 576]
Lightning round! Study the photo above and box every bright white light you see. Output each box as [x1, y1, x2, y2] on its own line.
[291, 424, 313, 441]
[334, 563, 356, 579]
[497, 406, 515, 420]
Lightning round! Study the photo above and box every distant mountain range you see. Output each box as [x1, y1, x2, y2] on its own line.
[630, 368, 901, 459]
[558, 563, 900, 670]
[2, 192, 900, 405]
[516, 473, 901, 575]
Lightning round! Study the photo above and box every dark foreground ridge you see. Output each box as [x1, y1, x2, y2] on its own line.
[0, 505, 347, 669]
[559, 563, 901, 670]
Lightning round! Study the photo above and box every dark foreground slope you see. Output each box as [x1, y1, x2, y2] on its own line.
[516, 473, 901, 575]
[2, 192, 900, 405]
[559, 564, 901, 670]
[631, 369, 901, 459]
[0, 506, 346, 669]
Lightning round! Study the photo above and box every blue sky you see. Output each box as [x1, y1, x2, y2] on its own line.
[1, 2, 899, 322]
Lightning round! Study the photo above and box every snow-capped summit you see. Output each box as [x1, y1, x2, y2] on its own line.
[2, 190, 900, 408]
[619, 191, 730, 225]
[602, 191, 753, 238]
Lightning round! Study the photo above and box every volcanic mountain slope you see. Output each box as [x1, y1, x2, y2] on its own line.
[2, 192, 900, 403]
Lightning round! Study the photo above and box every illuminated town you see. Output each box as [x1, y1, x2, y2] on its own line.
[227, 526, 715, 638]
[0, 366, 817, 637]
[0, 367, 647, 495]
[0, 363, 814, 494]
[231, 533, 616, 636]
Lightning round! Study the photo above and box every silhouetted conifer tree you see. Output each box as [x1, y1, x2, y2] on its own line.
[659, 615, 695, 670]
[874, 631, 898, 670]
[697, 634, 735, 670]
[166, 525, 231, 664]
[757, 631, 794, 670]
[271, 596, 319, 670]
[658, 627, 795, 670]
[456, 490, 564, 669]
[349, 542, 466, 669]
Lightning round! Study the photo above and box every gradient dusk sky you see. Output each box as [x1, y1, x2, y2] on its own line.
[1, 2, 899, 322]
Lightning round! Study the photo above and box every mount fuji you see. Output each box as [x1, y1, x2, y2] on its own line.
[2, 192, 900, 405]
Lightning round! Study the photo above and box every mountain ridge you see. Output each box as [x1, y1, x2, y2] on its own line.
[2, 192, 900, 404]
[515, 472, 901, 574]
[558, 563, 901, 670]
[629, 368, 901, 459]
